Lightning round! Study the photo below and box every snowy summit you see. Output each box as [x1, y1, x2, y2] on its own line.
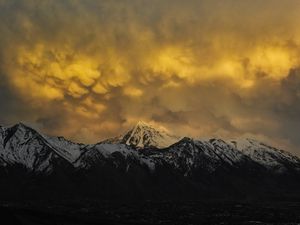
[122, 121, 180, 149]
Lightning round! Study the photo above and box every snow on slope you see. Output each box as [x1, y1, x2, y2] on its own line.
[0, 123, 59, 172]
[42, 135, 84, 163]
[122, 121, 180, 148]
[1, 122, 300, 175]
[0, 123, 83, 172]
[156, 138, 253, 175]
[209, 139, 247, 165]
[75, 143, 156, 171]
[230, 138, 300, 172]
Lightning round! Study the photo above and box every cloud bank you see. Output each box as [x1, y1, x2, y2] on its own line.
[0, 0, 300, 153]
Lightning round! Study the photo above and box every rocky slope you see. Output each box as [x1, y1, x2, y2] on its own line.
[0, 122, 300, 200]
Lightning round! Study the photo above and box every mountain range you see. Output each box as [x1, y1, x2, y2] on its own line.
[0, 121, 300, 201]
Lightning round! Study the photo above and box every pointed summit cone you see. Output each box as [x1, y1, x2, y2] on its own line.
[122, 121, 180, 149]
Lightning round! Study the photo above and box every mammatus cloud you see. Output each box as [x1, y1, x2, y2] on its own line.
[0, 0, 300, 154]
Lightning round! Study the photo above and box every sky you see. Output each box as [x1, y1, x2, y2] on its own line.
[0, 0, 300, 154]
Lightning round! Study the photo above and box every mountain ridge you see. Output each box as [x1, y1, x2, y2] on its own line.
[1, 121, 300, 201]
[0, 121, 299, 171]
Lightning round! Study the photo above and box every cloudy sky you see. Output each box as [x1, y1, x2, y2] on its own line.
[0, 0, 300, 154]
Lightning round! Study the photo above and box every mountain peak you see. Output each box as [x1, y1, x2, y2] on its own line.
[15, 122, 30, 129]
[136, 120, 150, 126]
[134, 121, 159, 130]
[6, 122, 36, 136]
[122, 121, 180, 149]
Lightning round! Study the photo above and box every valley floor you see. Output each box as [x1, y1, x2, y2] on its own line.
[1, 200, 300, 225]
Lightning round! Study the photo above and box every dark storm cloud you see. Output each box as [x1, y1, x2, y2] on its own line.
[0, 0, 300, 153]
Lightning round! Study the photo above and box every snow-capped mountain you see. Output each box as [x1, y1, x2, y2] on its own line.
[140, 138, 262, 177]
[75, 143, 156, 172]
[1, 122, 300, 175]
[1, 121, 300, 201]
[0, 123, 84, 172]
[102, 121, 180, 149]
[230, 138, 300, 172]
[0, 123, 68, 173]
[42, 135, 85, 163]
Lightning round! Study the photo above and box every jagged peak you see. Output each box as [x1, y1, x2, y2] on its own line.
[0, 122, 33, 130]
[136, 120, 150, 127]
[128, 121, 175, 138]
[15, 122, 30, 129]
[4, 122, 33, 132]
[167, 137, 196, 149]
[11, 122, 40, 136]
[178, 137, 194, 143]
[132, 121, 167, 132]
[123, 121, 180, 149]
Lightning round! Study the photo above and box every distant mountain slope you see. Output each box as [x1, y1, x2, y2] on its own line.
[1, 122, 300, 201]
[231, 138, 300, 173]
[0, 123, 76, 172]
[1, 122, 299, 176]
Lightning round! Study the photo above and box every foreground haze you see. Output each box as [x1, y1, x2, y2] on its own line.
[0, 0, 300, 155]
